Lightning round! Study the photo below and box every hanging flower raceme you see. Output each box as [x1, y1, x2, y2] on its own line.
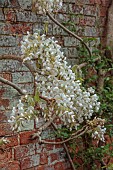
[33, 0, 63, 14]
[9, 31, 106, 141]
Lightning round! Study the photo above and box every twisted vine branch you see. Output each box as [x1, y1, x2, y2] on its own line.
[46, 11, 92, 58]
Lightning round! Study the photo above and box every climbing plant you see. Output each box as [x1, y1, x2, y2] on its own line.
[0, 0, 112, 170]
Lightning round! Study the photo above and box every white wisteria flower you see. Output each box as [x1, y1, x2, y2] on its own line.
[9, 31, 106, 141]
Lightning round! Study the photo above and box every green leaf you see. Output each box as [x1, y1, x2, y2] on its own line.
[34, 89, 40, 102]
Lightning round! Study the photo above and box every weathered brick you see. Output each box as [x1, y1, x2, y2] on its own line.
[79, 16, 96, 26]
[67, 58, 79, 66]
[0, 111, 7, 122]
[6, 134, 18, 148]
[0, 96, 10, 110]
[36, 165, 45, 170]
[0, 35, 17, 47]
[40, 152, 48, 165]
[0, 23, 33, 35]
[35, 143, 43, 154]
[18, 0, 32, 10]
[4, 8, 17, 22]
[84, 5, 97, 16]
[53, 25, 65, 35]
[68, 48, 78, 58]
[16, 10, 38, 22]
[0, 86, 21, 102]
[49, 153, 58, 163]
[59, 3, 69, 13]
[54, 162, 65, 170]
[20, 154, 40, 170]
[55, 13, 71, 23]
[0, 0, 20, 8]
[69, 4, 84, 14]
[100, 6, 107, 17]
[0, 123, 12, 136]
[84, 26, 98, 36]
[0, 148, 12, 164]
[0, 72, 12, 81]
[0, 161, 20, 170]
[64, 36, 79, 46]
[14, 143, 35, 160]
[0, 8, 5, 20]
[43, 165, 54, 170]
[0, 47, 21, 55]
[12, 71, 33, 84]
[19, 130, 36, 145]
[0, 60, 29, 72]
[45, 140, 55, 151]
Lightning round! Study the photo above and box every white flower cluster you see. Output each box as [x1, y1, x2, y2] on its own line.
[88, 117, 106, 142]
[92, 126, 106, 142]
[33, 0, 62, 14]
[20, 31, 101, 131]
[8, 99, 36, 130]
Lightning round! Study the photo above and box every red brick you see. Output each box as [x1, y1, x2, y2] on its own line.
[84, 5, 96, 16]
[81, 16, 95, 26]
[54, 162, 65, 170]
[20, 156, 32, 170]
[100, 7, 107, 17]
[4, 23, 33, 34]
[9, 0, 20, 7]
[0, 148, 12, 164]
[0, 98, 10, 109]
[6, 135, 18, 148]
[101, 0, 110, 6]
[0, 72, 12, 81]
[45, 140, 55, 151]
[4, 9, 16, 22]
[19, 130, 36, 145]
[36, 165, 45, 170]
[49, 153, 58, 163]
[0, 111, 7, 122]
[0, 123, 12, 136]
[0, 89, 5, 97]
[0, 88, 10, 109]
[20, 154, 40, 170]
[0, 161, 20, 170]
[89, 0, 95, 4]
[40, 152, 48, 165]
[14, 143, 35, 160]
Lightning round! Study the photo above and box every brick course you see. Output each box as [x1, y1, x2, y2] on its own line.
[0, 0, 111, 169]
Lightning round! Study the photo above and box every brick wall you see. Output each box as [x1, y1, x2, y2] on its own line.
[0, 0, 110, 170]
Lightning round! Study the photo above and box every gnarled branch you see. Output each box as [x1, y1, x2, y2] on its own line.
[0, 76, 26, 95]
[39, 126, 89, 145]
[46, 11, 92, 58]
